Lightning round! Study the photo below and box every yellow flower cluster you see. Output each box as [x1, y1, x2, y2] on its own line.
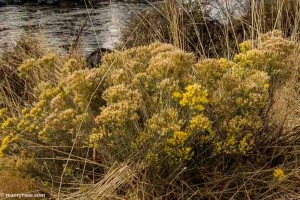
[18, 58, 36, 77]
[96, 101, 140, 127]
[0, 134, 18, 157]
[88, 128, 106, 148]
[235, 30, 297, 87]
[188, 114, 214, 142]
[273, 168, 286, 181]
[63, 58, 79, 74]
[37, 53, 56, 66]
[96, 84, 142, 131]
[18, 53, 58, 79]
[167, 131, 189, 146]
[165, 131, 193, 162]
[239, 40, 253, 53]
[1, 117, 13, 130]
[193, 58, 234, 92]
[147, 50, 193, 83]
[174, 84, 208, 111]
[145, 108, 182, 137]
[0, 108, 7, 119]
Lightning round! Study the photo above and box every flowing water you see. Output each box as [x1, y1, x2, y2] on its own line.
[0, 2, 152, 54]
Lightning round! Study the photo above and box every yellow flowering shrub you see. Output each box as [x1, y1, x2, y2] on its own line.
[97, 44, 197, 164]
[0, 43, 196, 170]
[0, 32, 298, 190]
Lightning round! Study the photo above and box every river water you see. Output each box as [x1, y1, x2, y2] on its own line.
[0, 2, 152, 54]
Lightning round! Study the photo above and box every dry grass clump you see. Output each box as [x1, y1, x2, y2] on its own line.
[242, 0, 300, 39]
[0, 31, 300, 199]
[120, 0, 300, 61]
[0, 34, 44, 112]
[0, 33, 56, 115]
[119, 0, 247, 58]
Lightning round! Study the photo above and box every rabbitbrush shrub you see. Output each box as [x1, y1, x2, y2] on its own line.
[1, 31, 300, 199]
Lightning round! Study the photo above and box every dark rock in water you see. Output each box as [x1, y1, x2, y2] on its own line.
[86, 48, 112, 68]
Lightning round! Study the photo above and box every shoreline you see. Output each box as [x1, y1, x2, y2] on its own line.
[0, 0, 157, 6]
